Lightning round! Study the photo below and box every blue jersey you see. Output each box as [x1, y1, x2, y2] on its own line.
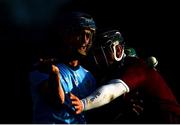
[57, 64, 96, 98]
[29, 63, 96, 124]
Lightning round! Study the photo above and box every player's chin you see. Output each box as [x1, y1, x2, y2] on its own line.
[78, 48, 87, 56]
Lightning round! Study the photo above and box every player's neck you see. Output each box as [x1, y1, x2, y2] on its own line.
[69, 60, 79, 67]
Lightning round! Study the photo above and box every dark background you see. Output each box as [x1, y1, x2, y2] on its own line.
[0, 0, 179, 123]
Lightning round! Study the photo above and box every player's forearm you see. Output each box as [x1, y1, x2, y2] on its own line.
[56, 72, 65, 104]
[51, 65, 65, 104]
[81, 79, 129, 111]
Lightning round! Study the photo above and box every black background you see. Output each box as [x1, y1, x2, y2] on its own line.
[0, 0, 179, 123]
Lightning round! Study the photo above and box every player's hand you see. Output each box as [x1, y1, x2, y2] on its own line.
[129, 91, 144, 116]
[70, 93, 83, 114]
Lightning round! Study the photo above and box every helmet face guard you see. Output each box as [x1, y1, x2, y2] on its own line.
[62, 12, 96, 57]
[77, 28, 94, 56]
[76, 15, 96, 56]
[111, 40, 124, 61]
[93, 30, 124, 67]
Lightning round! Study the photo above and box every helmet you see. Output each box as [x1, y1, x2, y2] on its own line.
[146, 56, 158, 68]
[60, 12, 96, 58]
[93, 30, 125, 67]
[63, 11, 96, 32]
[124, 47, 137, 57]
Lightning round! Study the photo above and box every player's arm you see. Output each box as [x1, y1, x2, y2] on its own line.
[50, 65, 65, 104]
[71, 79, 129, 114]
[39, 64, 65, 104]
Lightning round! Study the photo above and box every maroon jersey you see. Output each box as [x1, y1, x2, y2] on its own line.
[120, 57, 180, 123]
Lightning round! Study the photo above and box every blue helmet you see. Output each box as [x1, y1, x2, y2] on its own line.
[59, 12, 96, 59]
[61, 11, 96, 35]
